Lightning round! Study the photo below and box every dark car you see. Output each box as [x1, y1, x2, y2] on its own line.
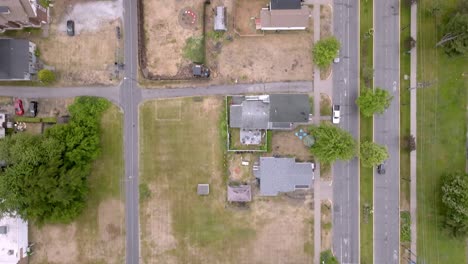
[67, 20, 75, 36]
[29, 101, 38, 117]
[377, 163, 386, 175]
[14, 99, 24, 116]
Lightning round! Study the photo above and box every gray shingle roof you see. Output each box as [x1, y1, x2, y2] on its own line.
[0, 39, 30, 80]
[270, 0, 301, 10]
[230, 100, 269, 129]
[257, 157, 313, 196]
[227, 185, 252, 202]
[269, 94, 310, 123]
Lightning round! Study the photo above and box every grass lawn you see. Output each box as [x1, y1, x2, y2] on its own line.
[30, 104, 125, 264]
[360, 0, 374, 263]
[139, 97, 314, 263]
[416, 0, 468, 262]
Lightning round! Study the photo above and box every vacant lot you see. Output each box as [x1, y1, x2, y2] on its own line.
[140, 97, 314, 263]
[417, 0, 467, 263]
[32, 0, 122, 86]
[216, 33, 313, 83]
[143, 0, 204, 77]
[233, 0, 268, 35]
[30, 104, 125, 264]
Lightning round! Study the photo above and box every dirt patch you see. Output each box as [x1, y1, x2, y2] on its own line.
[233, 0, 268, 35]
[321, 162, 332, 181]
[321, 200, 332, 251]
[271, 128, 313, 162]
[31, 0, 122, 86]
[320, 93, 332, 116]
[228, 153, 256, 182]
[216, 33, 313, 83]
[319, 5, 333, 80]
[142, 0, 204, 77]
[98, 199, 124, 242]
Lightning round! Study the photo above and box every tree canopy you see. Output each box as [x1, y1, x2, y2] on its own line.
[0, 97, 110, 224]
[37, 69, 56, 84]
[356, 87, 393, 117]
[309, 124, 356, 163]
[441, 172, 468, 236]
[312, 37, 341, 69]
[320, 250, 339, 264]
[441, 12, 468, 56]
[359, 141, 389, 167]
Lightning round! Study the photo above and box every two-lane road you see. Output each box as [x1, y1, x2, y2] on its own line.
[373, 0, 400, 263]
[332, 0, 360, 263]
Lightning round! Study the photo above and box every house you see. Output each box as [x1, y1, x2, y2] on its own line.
[0, 39, 38, 81]
[227, 185, 252, 202]
[214, 6, 227, 31]
[258, 0, 310, 31]
[0, 215, 28, 264]
[229, 94, 310, 130]
[0, 0, 48, 33]
[254, 157, 314, 196]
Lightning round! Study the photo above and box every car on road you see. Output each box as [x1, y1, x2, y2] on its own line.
[14, 99, 24, 116]
[67, 20, 75, 36]
[332, 105, 340, 124]
[377, 163, 386, 174]
[29, 101, 38, 117]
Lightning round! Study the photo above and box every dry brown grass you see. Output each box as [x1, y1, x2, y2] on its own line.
[271, 128, 313, 162]
[321, 200, 332, 251]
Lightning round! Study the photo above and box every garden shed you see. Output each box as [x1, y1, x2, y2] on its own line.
[214, 6, 227, 31]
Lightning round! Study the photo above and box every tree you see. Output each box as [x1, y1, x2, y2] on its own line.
[309, 124, 356, 163]
[407, 134, 416, 152]
[38, 69, 56, 84]
[441, 172, 468, 236]
[312, 37, 341, 69]
[0, 97, 110, 224]
[359, 141, 389, 167]
[356, 87, 393, 117]
[440, 13, 468, 56]
[320, 250, 339, 264]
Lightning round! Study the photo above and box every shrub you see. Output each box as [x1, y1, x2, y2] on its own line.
[139, 183, 151, 202]
[312, 37, 341, 69]
[38, 69, 56, 84]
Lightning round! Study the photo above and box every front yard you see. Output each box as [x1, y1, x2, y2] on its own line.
[139, 97, 314, 263]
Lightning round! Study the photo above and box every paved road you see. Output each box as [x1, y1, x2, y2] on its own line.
[332, 0, 360, 263]
[373, 0, 400, 263]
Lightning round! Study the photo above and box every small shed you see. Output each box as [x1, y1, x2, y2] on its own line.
[227, 185, 252, 202]
[214, 6, 227, 31]
[197, 184, 210, 195]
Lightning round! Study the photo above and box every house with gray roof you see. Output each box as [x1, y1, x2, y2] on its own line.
[229, 94, 310, 130]
[0, 0, 48, 33]
[0, 39, 38, 81]
[259, 0, 310, 31]
[254, 157, 314, 196]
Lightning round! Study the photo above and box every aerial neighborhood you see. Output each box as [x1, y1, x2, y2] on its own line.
[0, 0, 466, 263]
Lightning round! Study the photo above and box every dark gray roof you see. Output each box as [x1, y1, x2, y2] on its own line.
[270, 0, 301, 10]
[0, 6, 10, 13]
[197, 184, 210, 195]
[229, 105, 242, 128]
[257, 157, 313, 196]
[230, 100, 269, 129]
[0, 39, 29, 80]
[269, 94, 310, 123]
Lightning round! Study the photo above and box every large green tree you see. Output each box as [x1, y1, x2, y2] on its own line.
[359, 141, 389, 167]
[440, 12, 468, 56]
[309, 124, 356, 163]
[312, 37, 341, 69]
[0, 97, 109, 224]
[441, 172, 468, 236]
[356, 87, 393, 117]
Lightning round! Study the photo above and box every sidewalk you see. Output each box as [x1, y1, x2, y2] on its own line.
[409, 2, 417, 262]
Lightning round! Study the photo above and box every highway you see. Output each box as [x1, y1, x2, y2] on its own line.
[373, 0, 400, 263]
[332, 0, 360, 263]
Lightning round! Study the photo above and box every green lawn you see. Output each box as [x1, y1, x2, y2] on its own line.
[360, 0, 374, 263]
[399, 0, 411, 213]
[139, 98, 256, 263]
[416, 0, 468, 262]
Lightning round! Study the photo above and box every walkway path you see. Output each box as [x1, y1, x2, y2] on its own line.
[410, 2, 417, 262]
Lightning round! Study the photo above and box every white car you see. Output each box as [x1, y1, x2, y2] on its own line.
[332, 105, 340, 124]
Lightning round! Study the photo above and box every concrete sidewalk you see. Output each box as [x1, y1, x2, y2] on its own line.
[409, 2, 417, 262]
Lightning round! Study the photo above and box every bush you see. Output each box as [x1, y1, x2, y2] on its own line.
[320, 250, 339, 264]
[38, 69, 56, 84]
[312, 37, 341, 69]
[34, 47, 40, 58]
[183, 36, 205, 63]
[401, 211, 411, 242]
[139, 183, 151, 202]
[39, 0, 50, 7]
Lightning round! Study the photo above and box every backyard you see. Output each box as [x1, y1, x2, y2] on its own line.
[31, 0, 122, 86]
[29, 103, 125, 264]
[139, 97, 314, 263]
[416, 0, 468, 262]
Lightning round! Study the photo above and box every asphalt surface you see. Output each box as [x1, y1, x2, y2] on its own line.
[373, 0, 400, 263]
[332, 0, 360, 263]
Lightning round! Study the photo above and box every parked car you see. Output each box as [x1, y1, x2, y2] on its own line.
[192, 64, 210, 78]
[67, 20, 75, 36]
[29, 101, 38, 117]
[14, 99, 24, 116]
[332, 105, 340, 124]
[377, 163, 386, 174]
[116, 26, 121, 39]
